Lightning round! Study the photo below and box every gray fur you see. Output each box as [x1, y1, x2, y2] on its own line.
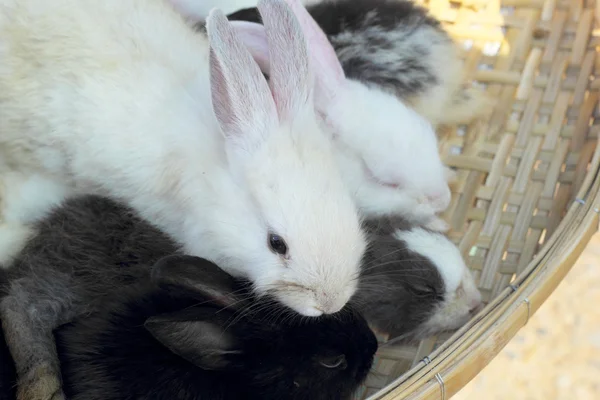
[356, 217, 445, 340]
[327, 11, 446, 100]
[0, 195, 456, 398]
[0, 196, 180, 399]
[228, 0, 449, 100]
[227, 0, 488, 126]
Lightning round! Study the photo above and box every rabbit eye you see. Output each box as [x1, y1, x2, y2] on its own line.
[268, 233, 288, 256]
[319, 354, 347, 369]
[409, 284, 441, 299]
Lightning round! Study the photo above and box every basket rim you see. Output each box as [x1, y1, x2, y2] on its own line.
[367, 142, 600, 400]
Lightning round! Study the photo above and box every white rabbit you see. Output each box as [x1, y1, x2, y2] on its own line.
[168, 0, 453, 231]
[0, 0, 366, 325]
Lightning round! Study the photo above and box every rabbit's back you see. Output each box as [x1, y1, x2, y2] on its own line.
[0, 0, 217, 176]
[313, 0, 454, 97]
[228, 0, 454, 100]
[6, 195, 180, 299]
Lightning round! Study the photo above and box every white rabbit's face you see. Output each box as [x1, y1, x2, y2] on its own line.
[234, 113, 366, 317]
[323, 81, 451, 225]
[206, 1, 366, 317]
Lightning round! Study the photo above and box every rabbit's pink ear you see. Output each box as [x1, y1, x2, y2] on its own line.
[230, 21, 271, 75]
[257, 0, 313, 120]
[283, 0, 345, 109]
[206, 9, 278, 153]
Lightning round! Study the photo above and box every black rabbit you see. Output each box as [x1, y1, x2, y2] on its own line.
[55, 255, 377, 400]
[0, 196, 376, 400]
[0, 317, 16, 400]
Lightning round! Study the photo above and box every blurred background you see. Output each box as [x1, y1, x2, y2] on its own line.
[454, 232, 600, 400]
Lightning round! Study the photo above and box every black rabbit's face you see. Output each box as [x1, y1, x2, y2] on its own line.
[237, 308, 378, 400]
[146, 260, 377, 400]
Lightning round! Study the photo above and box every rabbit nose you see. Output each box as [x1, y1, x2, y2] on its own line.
[315, 292, 344, 315]
[316, 301, 340, 315]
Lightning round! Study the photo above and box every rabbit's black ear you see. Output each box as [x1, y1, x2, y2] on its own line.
[150, 255, 238, 308]
[227, 7, 262, 24]
[145, 308, 243, 371]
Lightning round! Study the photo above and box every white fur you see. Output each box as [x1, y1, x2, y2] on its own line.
[193, 0, 453, 229]
[0, 224, 34, 267]
[0, 0, 366, 316]
[0, 172, 67, 264]
[327, 81, 451, 216]
[394, 228, 482, 332]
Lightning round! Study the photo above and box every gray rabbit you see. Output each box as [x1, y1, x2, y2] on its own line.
[0, 196, 180, 400]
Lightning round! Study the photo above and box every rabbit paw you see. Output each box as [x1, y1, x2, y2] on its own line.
[17, 364, 64, 400]
[425, 217, 450, 233]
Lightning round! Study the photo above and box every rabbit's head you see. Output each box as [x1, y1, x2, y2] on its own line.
[147, 255, 378, 400]
[228, 0, 452, 228]
[356, 218, 483, 339]
[205, 0, 366, 317]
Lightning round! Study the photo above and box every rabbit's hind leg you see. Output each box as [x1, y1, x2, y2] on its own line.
[0, 274, 80, 400]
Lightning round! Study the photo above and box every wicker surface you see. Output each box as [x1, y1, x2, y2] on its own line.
[355, 0, 600, 398]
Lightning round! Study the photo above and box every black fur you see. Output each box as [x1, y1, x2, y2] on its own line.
[357, 218, 445, 339]
[0, 196, 182, 396]
[0, 196, 377, 399]
[0, 269, 15, 399]
[227, 0, 448, 98]
[4, 194, 180, 290]
[0, 320, 16, 400]
[55, 275, 377, 400]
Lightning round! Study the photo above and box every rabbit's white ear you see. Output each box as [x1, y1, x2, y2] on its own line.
[206, 9, 278, 153]
[283, 0, 345, 109]
[230, 21, 271, 75]
[257, 0, 313, 120]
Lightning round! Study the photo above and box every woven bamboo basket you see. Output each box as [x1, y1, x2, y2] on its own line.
[351, 0, 600, 399]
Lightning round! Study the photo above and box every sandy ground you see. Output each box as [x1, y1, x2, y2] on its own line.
[454, 233, 600, 400]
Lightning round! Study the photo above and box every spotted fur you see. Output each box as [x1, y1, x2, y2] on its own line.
[356, 216, 482, 340]
[228, 0, 489, 126]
